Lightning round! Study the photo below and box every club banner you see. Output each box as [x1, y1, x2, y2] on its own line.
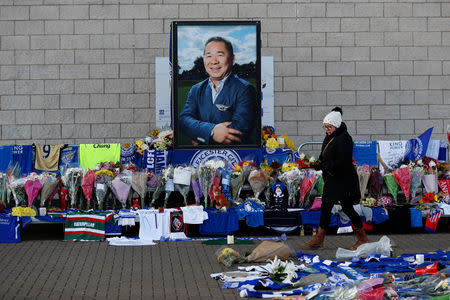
[353, 141, 378, 166]
[263, 148, 293, 165]
[144, 150, 170, 175]
[170, 149, 264, 168]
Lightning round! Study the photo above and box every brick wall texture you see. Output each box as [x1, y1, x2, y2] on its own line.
[0, 1, 449, 147]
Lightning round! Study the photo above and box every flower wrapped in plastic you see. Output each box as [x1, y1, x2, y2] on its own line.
[198, 160, 224, 207]
[279, 167, 302, 207]
[9, 177, 27, 207]
[190, 170, 203, 205]
[131, 171, 148, 208]
[298, 169, 318, 207]
[265, 256, 298, 285]
[173, 165, 194, 206]
[296, 153, 317, 169]
[162, 165, 174, 208]
[61, 168, 83, 208]
[368, 167, 383, 198]
[216, 247, 243, 268]
[111, 171, 132, 208]
[39, 173, 59, 207]
[0, 173, 8, 207]
[239, 160, 256, 184]
[208, 167, 223, 207]
[247, 169, 270, 205]
[315, 174, 324, 196]
[392, 166, 412, 202]
[410, 166, 424, 200]
[221, 164, 232, 203]
[25, 177, 42, 207]
[81, 170, 96, 209]
[357, 165, 371, 200]
[230, 169, 244, 202]
[383, 174, 399, 205]
[151, 171, 167, 207]
[147, 170, 158, 189]
[95, 169, 114, 209]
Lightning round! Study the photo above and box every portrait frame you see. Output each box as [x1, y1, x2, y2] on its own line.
[171, 20, 262, 150]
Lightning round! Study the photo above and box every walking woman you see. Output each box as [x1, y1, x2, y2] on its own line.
[302, 107, 369, 250]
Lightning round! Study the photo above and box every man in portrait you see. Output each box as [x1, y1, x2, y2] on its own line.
[178, 36, 256, 146]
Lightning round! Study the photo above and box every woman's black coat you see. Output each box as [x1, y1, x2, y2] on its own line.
[317, 122, 360, 204]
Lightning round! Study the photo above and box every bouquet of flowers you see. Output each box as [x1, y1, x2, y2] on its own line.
[147, 170, 158, 189]
[162, 165, 174, 208]
[383, 174, 399, 205]
[230, 168, 244, 202]
[208, 167, 223, 207]
[315, 174, 324, 197]
[392, 166, 412, 202]
[239, 160, 256, 184]
[111, 171, 132, 208]
[247, 169, 270, 204]
[216, 247, 243, 268]
[9, 177, 27, 207]
[190, 170, 203, 205]
[410, 166, 424, 200]
[419, 157, 439, 194]
[221, 164, 232, 202]
[39, 173, 59, 207]
[81, 170, 96, 209]
[131, 171, 148, 208]
[279, 167, 302, 207]
[0, 173, 7, 207]
[25, 177, 42, 207]
[198, 160, 224, 207]
[151, 169, 169, 207]
[296, 153, 317, 169]
[264, 176, 275, 205]
[368, 167, 383, 198]
[95, 169, 114, 209]
[357, 165, 371, 200]
[173, 165, 193, 206]
[298, 169, 319, 207]
[61, 168, 83, 208]
[265, 256, 298, 285]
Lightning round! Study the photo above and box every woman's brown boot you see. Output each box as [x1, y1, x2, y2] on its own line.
[350, 227, 369, 250]
[302, 227, 326, 250]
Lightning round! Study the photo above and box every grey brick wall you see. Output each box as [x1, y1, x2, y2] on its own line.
[0, 1, 448, 148]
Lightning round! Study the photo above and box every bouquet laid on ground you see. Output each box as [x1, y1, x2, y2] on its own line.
[111, 171, 132, 208]
[81, 170, 96, 209]
[62, 168, 83, 208]
[279, 167, 302, 207]
[173, 165, 194, 206]
[247, 169, 270, 205]
[131, 171, 147, 208]
[392, 166, 412, 203]
[39, 173, 59, 207]
[265, 256, 298, 285]
[357, 165, 371, 200]
[25, 177, 42, 207]
[95, 169, 114, 209]
[216, 247, 244, 268]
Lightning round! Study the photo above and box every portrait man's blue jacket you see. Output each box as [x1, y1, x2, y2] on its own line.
[178, 74, 256, 145]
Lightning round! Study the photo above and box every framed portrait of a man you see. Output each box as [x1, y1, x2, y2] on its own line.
[171, 20, 262, 149]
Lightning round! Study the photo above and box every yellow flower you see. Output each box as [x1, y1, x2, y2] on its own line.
[234, 165, 241, 172]
[149, 129, 160, 137]
[243, 161, 249, 167]
[95, 170, 115, 178]
[281, 162, 292, 172]
[282, 135, 295, 152]
[266, 137, 280, 150]
[136, 140, 144, 147]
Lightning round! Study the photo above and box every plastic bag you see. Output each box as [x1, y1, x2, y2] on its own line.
[383, 174, 399, 204]
[336, 236, 392, 259]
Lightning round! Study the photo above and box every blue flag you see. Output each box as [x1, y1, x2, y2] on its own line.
[404, 127, 433, 162]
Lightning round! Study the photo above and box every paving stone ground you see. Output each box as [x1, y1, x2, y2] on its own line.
[0, 223, 449, 300]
